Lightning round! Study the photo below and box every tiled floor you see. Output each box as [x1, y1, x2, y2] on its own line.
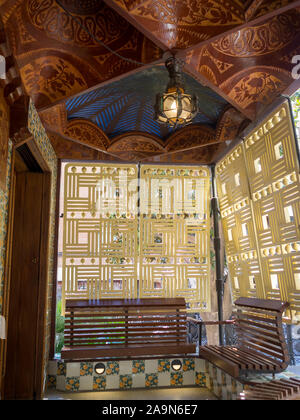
[45, 387, 217, 400]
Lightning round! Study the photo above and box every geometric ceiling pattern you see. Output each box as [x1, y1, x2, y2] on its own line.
[1, 0, 300, 163]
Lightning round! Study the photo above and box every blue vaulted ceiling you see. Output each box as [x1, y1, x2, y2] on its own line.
[66, 65, 229, 140]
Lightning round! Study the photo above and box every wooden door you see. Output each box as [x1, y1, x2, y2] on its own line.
[4, 172, 48, 399]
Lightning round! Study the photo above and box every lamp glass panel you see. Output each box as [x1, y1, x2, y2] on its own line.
[164, 95, 178, 119]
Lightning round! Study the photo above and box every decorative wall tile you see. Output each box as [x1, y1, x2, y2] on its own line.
[170, 372, 183, 387]
[119, 374, 133, 389]
[106, 361, 120, 375]
[145, 373, 158, 388]
[80, 362, 93, 376]
[66, 377, 80, 392]
[132, 360, 145, 374]
[47, 357, 209, 393]
[93, 376, 106, 391]
[157, 359, 170, 373]
[47, 375, 56, 389]
[183, 358, 195, 372]
[195, 372, 206, 387]
[49, 357, 300, 400]
[57, 361, 66, 376]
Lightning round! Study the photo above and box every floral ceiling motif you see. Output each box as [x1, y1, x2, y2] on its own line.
[110, 0, 299, 49]
[211, 12, 300, 57]
[111, 0, 245, 49]
[186, 9, 300, 119]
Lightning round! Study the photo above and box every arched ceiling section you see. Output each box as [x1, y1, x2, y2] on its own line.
[65, 65, 229, 140]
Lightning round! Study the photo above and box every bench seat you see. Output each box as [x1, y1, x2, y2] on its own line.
[190, 297, 290, 378]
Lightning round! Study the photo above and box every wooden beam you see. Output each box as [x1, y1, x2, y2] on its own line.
[102, 0, 169, 52]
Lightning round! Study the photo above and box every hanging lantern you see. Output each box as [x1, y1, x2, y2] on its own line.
[155, 57, 198, 128]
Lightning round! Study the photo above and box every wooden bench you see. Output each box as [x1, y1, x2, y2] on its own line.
[188, 297, 290, 378]
[61, 298, 196, 360]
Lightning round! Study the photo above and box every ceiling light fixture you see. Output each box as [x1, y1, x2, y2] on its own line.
[155, 57, 198, 128]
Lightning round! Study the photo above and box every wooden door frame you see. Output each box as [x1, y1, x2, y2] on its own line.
[0, 148, 16, 398]
[1, 138, 52, 399]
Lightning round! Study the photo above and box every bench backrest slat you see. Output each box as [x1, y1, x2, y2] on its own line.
[234, 298, 289, 367]
[63, 298, 189, 350]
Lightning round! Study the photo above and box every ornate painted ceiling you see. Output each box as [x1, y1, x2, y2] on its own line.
[65, 66, 228, 139]
[0, 0, 299, 163]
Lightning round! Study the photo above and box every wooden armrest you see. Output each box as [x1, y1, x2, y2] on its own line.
[187, 317, 236, 326]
